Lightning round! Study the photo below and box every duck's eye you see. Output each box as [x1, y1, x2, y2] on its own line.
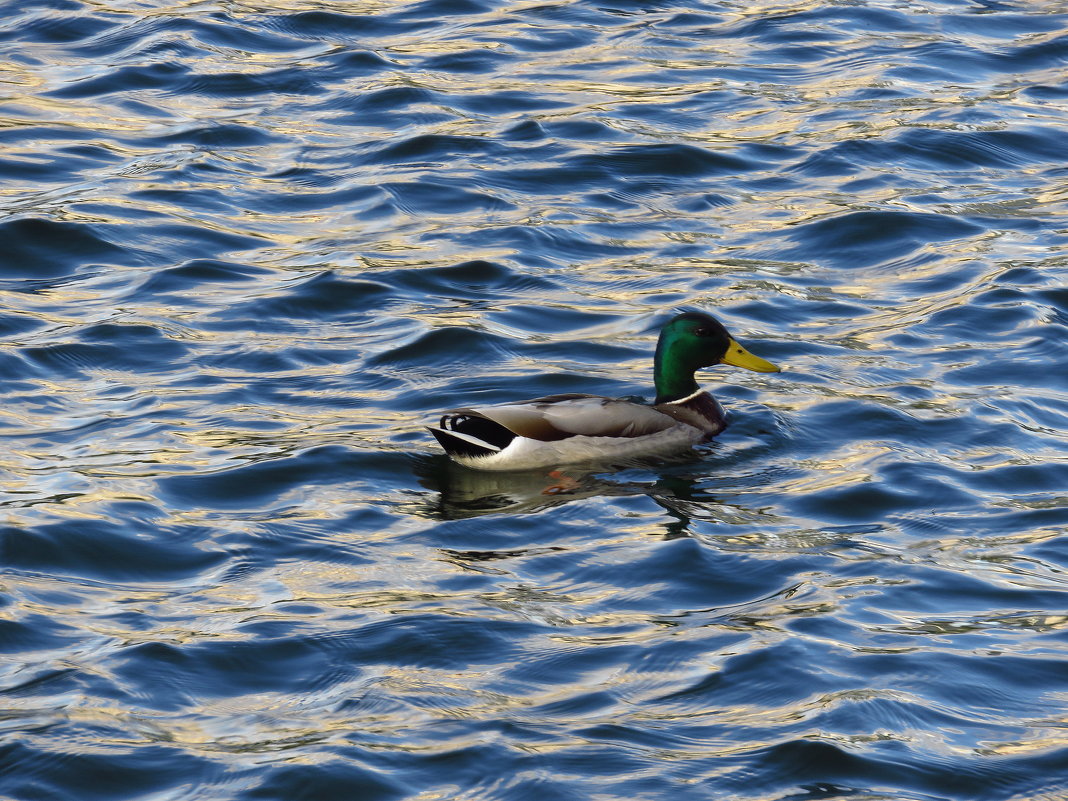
[694, 328, 711, 337]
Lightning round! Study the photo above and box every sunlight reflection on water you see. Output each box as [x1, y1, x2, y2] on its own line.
[1, 0, 1067, 799]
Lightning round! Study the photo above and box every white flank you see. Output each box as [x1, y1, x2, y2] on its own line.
[452, 425, 703, 472]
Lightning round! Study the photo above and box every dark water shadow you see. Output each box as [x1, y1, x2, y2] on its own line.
[411, 452, 719, 539]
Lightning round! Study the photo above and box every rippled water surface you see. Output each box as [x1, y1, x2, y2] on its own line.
[3, 0, 1068, 798]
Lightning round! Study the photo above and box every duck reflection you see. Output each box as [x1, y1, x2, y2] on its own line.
[412, 454, 708, 537]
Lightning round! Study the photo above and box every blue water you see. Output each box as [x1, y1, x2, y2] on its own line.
[2, 0, 1067, 799]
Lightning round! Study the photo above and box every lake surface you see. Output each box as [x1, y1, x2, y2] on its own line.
[2, 0, 1067, 799]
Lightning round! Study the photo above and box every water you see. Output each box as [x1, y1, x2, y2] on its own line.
[1, 0, 1067, 798]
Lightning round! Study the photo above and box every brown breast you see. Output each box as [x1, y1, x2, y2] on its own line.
[654, 391, 728, 438]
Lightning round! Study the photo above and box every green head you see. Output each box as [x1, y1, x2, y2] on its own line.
[653, 312, 780, 404]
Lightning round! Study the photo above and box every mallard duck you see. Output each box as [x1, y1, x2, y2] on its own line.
[428, 311, 780, 471]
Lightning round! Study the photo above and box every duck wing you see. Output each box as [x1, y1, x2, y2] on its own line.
[444, 394, 678, 442]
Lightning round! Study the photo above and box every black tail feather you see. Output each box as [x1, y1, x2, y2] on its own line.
[430, 413, 517, 459]
[444, 414, 516, 448]
[429, 427, 497, 459]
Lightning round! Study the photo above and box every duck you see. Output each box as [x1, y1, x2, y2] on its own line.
[428, 311, 780, 471]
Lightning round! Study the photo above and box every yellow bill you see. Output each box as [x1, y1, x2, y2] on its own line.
[720, 338, 781, 373]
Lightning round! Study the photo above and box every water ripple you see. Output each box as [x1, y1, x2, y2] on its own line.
[1, 0, 1066, 799]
